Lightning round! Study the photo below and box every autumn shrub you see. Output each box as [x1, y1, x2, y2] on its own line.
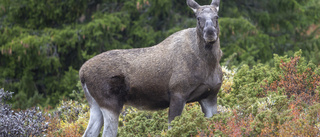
[45, 99, 89, 137]
[196, 92, 288, 136]
[262, 55, 320, 104]
[45, 112, 61, 137]
[197, 50, 320, 136]
[256, 101, 320, 136]
[197, 101, 320, 136]
[202, 110, 255, 137]
[277, 103, 320, 136]
[43, 50, 320, 136]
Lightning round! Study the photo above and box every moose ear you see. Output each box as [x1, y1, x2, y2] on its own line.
[211, 0, 220, 11]
[187, 0, 200, 13]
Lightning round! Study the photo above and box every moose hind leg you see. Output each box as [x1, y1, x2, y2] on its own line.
[83, 84, 103, 137]
[101, 108, 120, 137]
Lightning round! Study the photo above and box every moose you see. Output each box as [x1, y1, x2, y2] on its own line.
[79, 0, 223, 136]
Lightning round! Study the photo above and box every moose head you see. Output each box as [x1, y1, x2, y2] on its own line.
[187, 0, 220, 44]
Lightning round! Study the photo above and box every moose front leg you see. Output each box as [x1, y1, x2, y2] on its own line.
[199, 93, 218, 118]
[168, 94, 186, 124]
[200, 71, 222, 118]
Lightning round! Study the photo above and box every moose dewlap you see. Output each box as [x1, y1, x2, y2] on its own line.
[79, 0, 223, 136]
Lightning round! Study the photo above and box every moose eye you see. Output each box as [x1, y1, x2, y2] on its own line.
[211, 16, 219, 22]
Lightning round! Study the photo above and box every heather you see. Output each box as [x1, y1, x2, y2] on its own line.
[2, 51, 319, 136]
[1, 0, 320, 136]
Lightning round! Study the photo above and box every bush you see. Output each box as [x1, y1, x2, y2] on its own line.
[118, 107, 168, 137]
[262, 54, 320, 105]
[46, 99, 89, 137]
[0, 88, 48, 137]
[200, 51, 320, 136]
[42, 51, 320, 136]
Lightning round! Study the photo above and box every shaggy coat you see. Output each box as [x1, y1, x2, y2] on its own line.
[80, 0, 222, 136]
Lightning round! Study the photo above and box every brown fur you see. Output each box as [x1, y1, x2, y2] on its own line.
[80, 28, 222, 109]
[80, 1, 222, 135]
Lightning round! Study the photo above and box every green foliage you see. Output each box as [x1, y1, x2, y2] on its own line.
[40, 51, 320, 136]
[204, 51, 320, 136]
[1, 0, 319, 135]
[0, 1, 134, 108]
[1, 0, 198, 108]
[167, 104, 209, 137]
[218, 63, 274, 108]
[219, 50, 320, 109]
[118, 108, 167, 136]
[117, 103, 212, 137]
[55, 100, 89, 122]
[220, 0, 320, 67]
[1, 0, 90, 29]
[45, 99, 90, 136]
[1, 0, 320, 110]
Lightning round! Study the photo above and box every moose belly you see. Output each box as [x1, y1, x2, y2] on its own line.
[124, 86, 170, 110]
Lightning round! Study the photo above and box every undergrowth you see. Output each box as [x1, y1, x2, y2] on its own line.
[0, 89, 48, 137]
[1, 50, 319, 136]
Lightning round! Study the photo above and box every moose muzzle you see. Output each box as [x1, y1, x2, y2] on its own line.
[203, 20, 217, 43]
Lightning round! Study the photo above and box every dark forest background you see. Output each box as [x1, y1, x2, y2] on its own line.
[0, 0, 319, 109]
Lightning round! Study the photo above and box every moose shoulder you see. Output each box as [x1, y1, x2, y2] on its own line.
[80, 0, 223, 137]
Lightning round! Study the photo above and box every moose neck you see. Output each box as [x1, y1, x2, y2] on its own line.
[196, 27, 220, 68]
